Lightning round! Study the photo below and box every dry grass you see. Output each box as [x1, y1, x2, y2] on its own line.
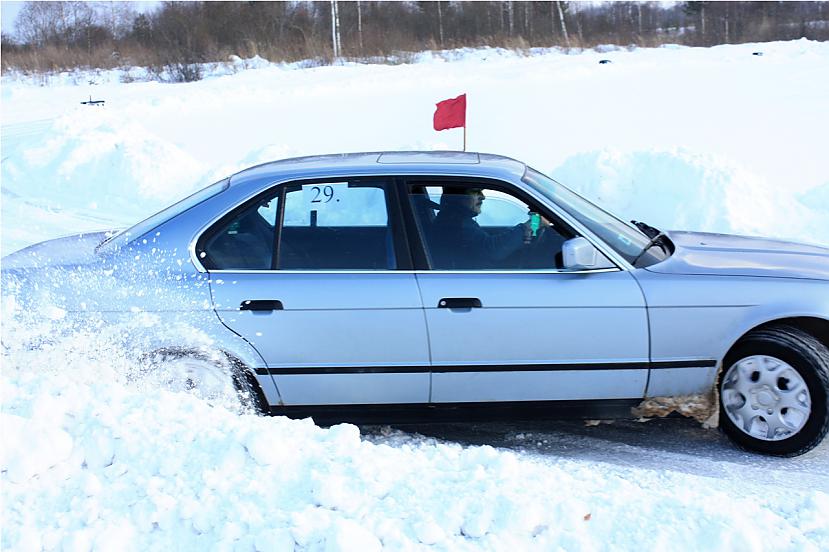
[3, 22, 827, 81]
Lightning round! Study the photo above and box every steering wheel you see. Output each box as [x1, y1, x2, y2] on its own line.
[521, 221, 566, 268]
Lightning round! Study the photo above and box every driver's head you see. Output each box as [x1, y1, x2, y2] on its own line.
[441, 186, 484, 215]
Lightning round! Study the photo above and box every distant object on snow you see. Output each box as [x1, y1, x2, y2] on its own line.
[598, 59, 612, 64]
[81, 95, 105, 106]
[752, 51, 764, 56]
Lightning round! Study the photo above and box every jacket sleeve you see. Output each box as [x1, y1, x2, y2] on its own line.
[463, 221, 525, 261]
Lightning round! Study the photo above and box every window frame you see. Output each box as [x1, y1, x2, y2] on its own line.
[196, 176, 413, 272]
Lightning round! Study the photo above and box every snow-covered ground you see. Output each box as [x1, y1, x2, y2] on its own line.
[2, 41, 829, 550]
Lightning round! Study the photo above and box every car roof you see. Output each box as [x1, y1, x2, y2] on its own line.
[229, 151, 528, 187]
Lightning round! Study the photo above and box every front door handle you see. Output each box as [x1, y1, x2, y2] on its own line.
[437, 297, 482, 309]
[240, 300, 284, 311]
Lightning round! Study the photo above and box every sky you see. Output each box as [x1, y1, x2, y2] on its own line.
[1, 1, 23, 36]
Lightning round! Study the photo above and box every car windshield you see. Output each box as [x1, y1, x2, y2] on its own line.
[97, 178, 229, 253]
[522, 167, 656, 265]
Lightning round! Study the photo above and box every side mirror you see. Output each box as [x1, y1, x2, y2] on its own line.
[562, 237, 599, 269]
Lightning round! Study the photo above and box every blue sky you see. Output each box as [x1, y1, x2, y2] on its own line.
[1, 1, 23, 36]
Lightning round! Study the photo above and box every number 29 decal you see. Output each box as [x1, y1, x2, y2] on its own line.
[309, 185, 336, 203]
[302, 182, 348, 211]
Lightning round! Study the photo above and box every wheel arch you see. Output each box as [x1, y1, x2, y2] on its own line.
[636, 316, 829, 429]
[221, 349, 270, 414]
[725, 316, 829, 361]
[144, 345, 270, 414]
[709, 315, 829, 428]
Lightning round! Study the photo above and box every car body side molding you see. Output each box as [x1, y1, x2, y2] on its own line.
[254, 359, 716, 376]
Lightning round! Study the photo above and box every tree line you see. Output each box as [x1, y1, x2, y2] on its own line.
[2, 1, 828, 80]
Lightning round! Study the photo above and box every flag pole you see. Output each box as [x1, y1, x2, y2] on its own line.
[463, 125, 466, 152]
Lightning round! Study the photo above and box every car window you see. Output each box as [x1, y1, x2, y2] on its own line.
[198, 180, 398, 271]
[283, 184, 388, 227]
[409, 182, 573, 270]
[201, 191, 279, 270]
[278, 181, 396, 269]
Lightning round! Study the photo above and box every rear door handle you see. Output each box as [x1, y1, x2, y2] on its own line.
[240, 300, 284, 311]
[437, 297, 482, 309]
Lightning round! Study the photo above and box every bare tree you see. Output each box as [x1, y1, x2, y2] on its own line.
[507, 1, 514, 36]
[330, 0, 341, 57]
[556, 1, 570, 46]
[357, 1, 364, 52]
[96, 1, 136, 40]
[6, 1, 829, 78]
[14, 1, 97, 46]
[550, 1, 556, 43]
[436, 1, 444, 47]
[637, 2, 643, 37]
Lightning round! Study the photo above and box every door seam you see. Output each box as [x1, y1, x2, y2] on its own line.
[414, 272, 435, 402]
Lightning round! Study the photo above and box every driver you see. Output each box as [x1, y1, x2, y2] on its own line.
[430, 187, 540, 269]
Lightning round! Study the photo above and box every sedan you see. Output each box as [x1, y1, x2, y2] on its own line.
[3, 151, 828, 456]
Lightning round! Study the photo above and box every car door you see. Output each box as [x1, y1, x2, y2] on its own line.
[198, 177, 430, 406]
[405, 178, 650, 404]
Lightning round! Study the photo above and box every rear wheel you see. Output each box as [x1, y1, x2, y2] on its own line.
[719, 326, 829, 456]
[141, 349, 265, 414]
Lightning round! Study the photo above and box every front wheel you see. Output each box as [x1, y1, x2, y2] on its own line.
[719, 326, 829, 457]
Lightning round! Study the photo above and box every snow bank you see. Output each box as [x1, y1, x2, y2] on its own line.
[2, 322, 828, 551]
[551, 148, 829, 246]
[2, 109, 204, 215]
[1, 110, 207, 252]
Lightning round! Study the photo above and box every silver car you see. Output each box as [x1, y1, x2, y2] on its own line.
[3, 152, 828, 456]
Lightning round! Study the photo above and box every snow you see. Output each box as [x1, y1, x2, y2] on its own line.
[553, 148, 829, 247]
[4, 334, 828, 550]
[2, 41, 829, 550]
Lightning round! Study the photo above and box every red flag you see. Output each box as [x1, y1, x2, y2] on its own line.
[433, 94, 466, 131]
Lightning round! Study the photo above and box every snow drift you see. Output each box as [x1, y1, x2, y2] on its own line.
[553, 148, 829, 247]
[2, 320, 827, 551]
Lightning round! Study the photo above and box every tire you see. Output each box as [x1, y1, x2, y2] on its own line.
[141, 349, 266, 414]
[719, 326, 829, 457]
